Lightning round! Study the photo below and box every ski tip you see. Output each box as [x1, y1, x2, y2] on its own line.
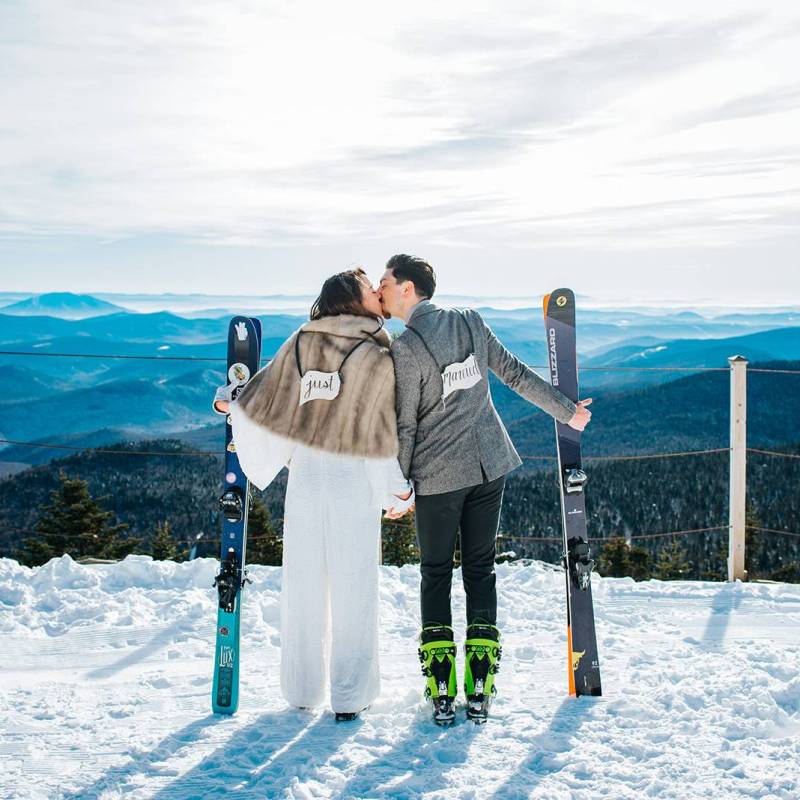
[550, 289, 574, 312]
[542, 293, 551, 319]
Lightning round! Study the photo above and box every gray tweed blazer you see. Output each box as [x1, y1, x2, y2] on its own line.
[391, 300, 577, 495]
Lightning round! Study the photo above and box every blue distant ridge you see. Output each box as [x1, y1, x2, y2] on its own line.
[0, 292, 129, 319]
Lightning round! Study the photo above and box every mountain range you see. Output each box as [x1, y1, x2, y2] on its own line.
[1, 293, 799, 472]
[0, 292, 129, 319]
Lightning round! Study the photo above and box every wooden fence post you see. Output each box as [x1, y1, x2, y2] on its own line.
[728, 355, 748, 581]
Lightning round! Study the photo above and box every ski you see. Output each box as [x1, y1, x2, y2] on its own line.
[543, 289, 602, 697]
[211, 315, 261, 715]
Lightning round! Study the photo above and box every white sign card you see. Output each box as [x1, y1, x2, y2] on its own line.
[441, 353, 481, 400]
[299, 370, 342, 406]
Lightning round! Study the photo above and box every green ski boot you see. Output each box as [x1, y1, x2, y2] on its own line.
[418, 626, 457, 726]
[464, 624, 501, 723]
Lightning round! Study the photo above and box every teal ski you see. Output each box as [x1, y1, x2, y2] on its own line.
[211, 316, 261, 714]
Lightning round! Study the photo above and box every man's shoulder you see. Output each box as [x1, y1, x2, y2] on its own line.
[412, 303, 482, 324]
[389, 330, 420, 366]
[459, 307, 484, 324]
[390, 329, 414, 350]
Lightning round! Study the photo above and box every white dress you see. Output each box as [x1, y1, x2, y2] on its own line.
[229, 402, 413, 713]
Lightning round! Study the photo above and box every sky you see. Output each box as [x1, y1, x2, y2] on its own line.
[1, 0, 799, 305]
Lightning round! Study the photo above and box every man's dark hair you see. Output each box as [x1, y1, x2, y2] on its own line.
[385, 254, 436, 299]
[310, 268, 374, 320]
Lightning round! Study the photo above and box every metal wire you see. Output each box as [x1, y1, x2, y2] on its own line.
[747, 526, 800, 539]
[589, 448, 730, 462]
[502, 526, 728, 543]
[0, 349, 229, 362]
[748, 448, 800, 460]
[519, 448, 729, 463]
[0, 438, 217, 458]
[527, 364, 731, 373]
[2, 525, 285, 544]
[626, 526, 728, 541]
[0, 348, 757, 372]
[6, 439, 790, 466]
[5, 523, 796, 562]
[579, 366, 731, 373]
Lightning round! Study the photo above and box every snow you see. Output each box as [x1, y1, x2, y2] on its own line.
[1, 555, 799, 800]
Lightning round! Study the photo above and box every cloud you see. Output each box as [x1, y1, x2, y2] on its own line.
[0, 1, 799, 301]
[678, 83, 800, 130]
[618, 146, 800, 179]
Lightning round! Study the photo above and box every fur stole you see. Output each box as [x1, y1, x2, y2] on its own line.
[234, 314, 399, 459]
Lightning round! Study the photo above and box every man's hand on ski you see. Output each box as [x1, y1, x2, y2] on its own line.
[567, 398, 592, 431]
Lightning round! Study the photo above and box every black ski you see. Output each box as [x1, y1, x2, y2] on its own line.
[211, 315, 261, 714]
[543, 289, 602, 697]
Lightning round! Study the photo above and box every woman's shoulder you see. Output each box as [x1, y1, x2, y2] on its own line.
[301, 314, 386, 339]
[363, 336, 394, 369]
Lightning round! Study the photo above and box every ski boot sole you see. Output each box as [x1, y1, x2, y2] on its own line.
[466, 695, 493, 724]
[334, 705, 369, 722]
[430, 697, 456, 726]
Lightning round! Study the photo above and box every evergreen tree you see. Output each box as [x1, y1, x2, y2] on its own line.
[597, 537, 652, 581]
[769, 562, 800, 583]
[627, 543, 652, 582]
[654, 539, 692, 580]
[700, 538, 728, 581]
[597, 538, 630, 577]
[246, 496, 282, 566]
[17, 472, 133, 566]
[151, 520, 178, 561]
[381, 512, 419, 566]
[745, 503, 763, 579]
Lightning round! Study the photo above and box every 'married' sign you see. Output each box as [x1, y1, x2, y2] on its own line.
[441, 354, 481, 400]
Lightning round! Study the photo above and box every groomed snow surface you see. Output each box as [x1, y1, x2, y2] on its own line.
[1, 555, 799, 800]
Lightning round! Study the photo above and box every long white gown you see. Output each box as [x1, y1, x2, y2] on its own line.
[229, 402, 412, 713]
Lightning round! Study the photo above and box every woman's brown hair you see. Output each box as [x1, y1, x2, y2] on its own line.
[309, 268, 375, 320]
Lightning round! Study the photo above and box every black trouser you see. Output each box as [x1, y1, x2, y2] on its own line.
[414, 475, 506, 629]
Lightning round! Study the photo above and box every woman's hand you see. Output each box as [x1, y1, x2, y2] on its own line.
[212, 382, 235, 415]
[384, 503, 415, 520]
[384, 489, 415, 520]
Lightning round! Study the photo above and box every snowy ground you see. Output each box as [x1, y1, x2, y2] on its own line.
[1, 556, 799, 800]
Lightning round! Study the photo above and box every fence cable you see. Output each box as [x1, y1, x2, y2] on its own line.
[747, 526, 800, 539]
[0, 525, 285, 545]
[0, 438, 741, 464]
[0, 439, 217, 458]
[6, 439, 798, 465]
[0, 349, 230, 363]
[520, 448, 729, 462]
[502, 525, 729, 543]
[748, 367, 800, 375]
[3, 348, 781, 372]
[748, 448, 800, 460]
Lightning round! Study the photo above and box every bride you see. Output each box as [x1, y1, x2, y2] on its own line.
[214, 268, 413, 721]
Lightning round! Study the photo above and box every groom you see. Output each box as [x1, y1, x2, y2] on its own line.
[378, 254, 592, 725]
